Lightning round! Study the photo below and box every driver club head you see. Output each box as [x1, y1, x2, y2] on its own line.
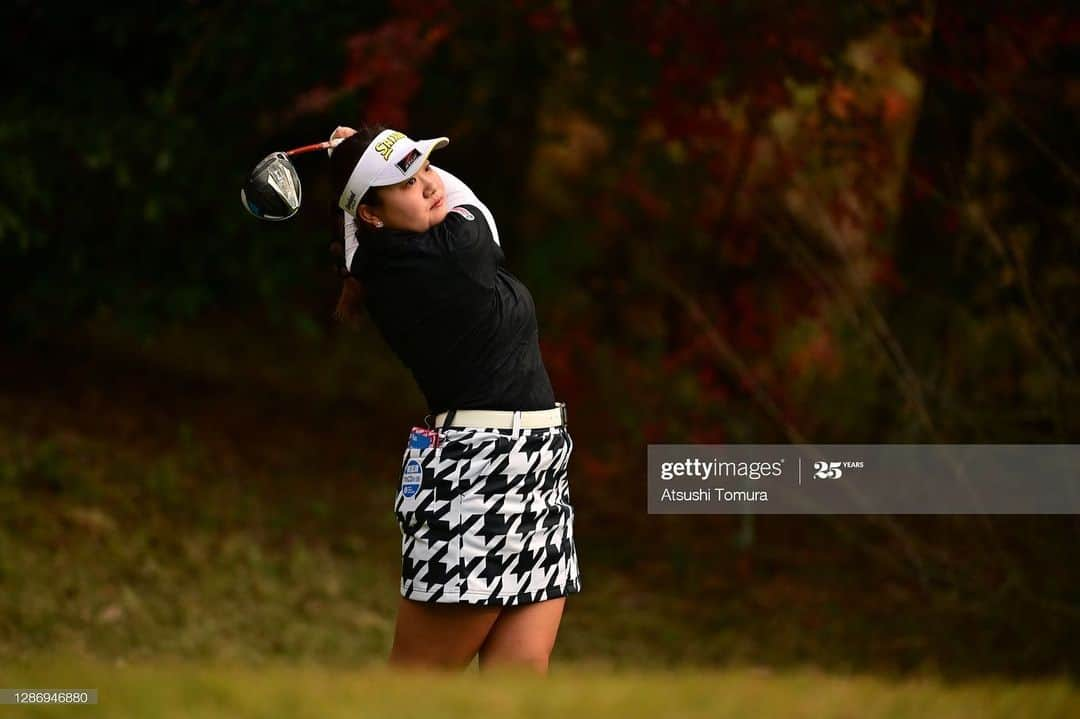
[241, 152, 302, 221]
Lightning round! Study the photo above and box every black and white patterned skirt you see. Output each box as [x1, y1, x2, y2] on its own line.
[393, 421, 582, 606]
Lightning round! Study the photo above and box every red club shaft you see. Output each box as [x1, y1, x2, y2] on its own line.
[284, 137, 345, 157]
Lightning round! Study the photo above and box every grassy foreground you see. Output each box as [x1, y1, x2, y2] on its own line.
[2, 319, 1078, 716]
[3, 657, 1077, 719]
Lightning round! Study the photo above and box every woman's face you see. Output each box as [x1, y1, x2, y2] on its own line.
[360, 160, 448, 233]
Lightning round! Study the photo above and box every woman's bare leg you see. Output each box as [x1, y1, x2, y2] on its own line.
[476, 596, 567, 674]
[388, 596, 502, 671]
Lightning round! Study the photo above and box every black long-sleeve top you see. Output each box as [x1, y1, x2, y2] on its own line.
[349, 185, 556, 416]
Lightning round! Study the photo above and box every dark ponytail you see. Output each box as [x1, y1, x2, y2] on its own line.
[328, 123, 387, 327]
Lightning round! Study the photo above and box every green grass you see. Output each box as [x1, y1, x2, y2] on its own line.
[3, 657, 1077, 718]
[2, 316, 1077, 698]
[0, 427, 399, 665]
[0, 425, 687, 669]
[2, 426, 1077, 718]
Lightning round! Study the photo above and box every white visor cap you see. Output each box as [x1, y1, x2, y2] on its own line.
[338, 129, 449, 214]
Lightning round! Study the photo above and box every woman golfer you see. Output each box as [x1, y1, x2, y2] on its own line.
[327, 125, 582, 674]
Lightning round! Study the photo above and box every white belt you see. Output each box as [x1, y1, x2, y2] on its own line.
[434, 402, 567, 429]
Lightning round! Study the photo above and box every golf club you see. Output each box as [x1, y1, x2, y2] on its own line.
[241, 137, 345, 221]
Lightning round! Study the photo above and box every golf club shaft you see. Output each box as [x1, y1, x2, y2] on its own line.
[284, 137, 345, 157]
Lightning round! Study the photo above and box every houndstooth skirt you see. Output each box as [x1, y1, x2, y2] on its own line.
[393, 421, 582, 606]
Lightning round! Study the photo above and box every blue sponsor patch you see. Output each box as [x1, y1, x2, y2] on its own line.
[402, 458, 422, 498]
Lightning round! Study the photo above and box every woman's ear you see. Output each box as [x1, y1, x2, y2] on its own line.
[357, 205, 384, 228]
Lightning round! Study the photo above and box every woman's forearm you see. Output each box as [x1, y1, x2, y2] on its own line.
[339, 162, 502, 254]
[433, 166, 501, 247]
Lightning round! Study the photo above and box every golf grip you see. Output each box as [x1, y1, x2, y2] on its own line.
[284, 137, 345, 157]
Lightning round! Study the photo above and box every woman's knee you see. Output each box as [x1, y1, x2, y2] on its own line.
[478, 649, 551, 674]
[388, 641, 474, 671]
[476, 599, 565, 673]
[387, 597, 502, 671]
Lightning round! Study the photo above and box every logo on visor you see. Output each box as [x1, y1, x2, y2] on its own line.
[343, 190, 358, 211]
[396, 149, 421, 174]
[374, 131, 405, 161]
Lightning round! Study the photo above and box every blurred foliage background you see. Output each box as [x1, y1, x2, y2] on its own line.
[1, 0, 1077, 684]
